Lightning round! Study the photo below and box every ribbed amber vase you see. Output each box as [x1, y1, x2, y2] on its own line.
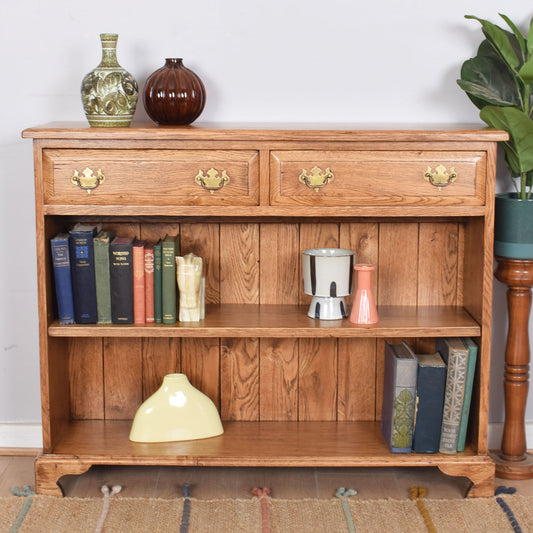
[143, 58, 206, 125]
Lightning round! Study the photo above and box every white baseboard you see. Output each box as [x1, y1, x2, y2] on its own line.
[488, 422, 533, 451]
[0, 422, 531, 452]
[0, 424, 42, 449]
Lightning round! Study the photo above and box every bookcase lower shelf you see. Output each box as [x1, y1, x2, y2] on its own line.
[36, 420, 495, 498]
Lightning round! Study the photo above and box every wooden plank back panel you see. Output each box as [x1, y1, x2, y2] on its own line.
[221, 338, 260, 420]
[338, 223, 379, 420]
[418, 222, 459, 306]
[298, 223, 339, 420]
[104, 338, 143, 419]
[181, 338, 220, 410]
[338, 338, 378, 421]
[259, 223, 300, 420]
[378, 223, 419, 306]
[220, 224, 260, 420]
[141, 338, 180, 400]
[69, 220, 473, 423]
[69, 338, 104, 419]
[259, 338, 299, 421]
[180, 223, 220, 304]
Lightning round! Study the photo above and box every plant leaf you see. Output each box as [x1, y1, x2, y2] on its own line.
[499, 13, 526, 58]
[480, 106, 533, 173]
[466, 15, 520, 70]
[527, 18, 533, 54]
[458, 55, 521, 108]
[518, 56, 533, 84]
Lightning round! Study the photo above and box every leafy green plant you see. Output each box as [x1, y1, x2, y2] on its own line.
[457, 14, 533, 198]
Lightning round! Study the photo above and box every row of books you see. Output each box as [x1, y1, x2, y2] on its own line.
[381, 337, 478, 454]
[50, 223, 181, 325]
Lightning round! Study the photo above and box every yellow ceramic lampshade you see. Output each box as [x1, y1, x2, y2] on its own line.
[129, 373, 224, 442]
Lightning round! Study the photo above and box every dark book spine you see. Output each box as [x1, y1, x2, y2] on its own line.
[109, 238, 134, 324]
[50, 235, 75, 324]
[69, 229, 97, 323]
[153, 240, 162, 323]
[93, 231, 114, 324]
[412, 358, 446, 453]
[162, 236, 179, 324]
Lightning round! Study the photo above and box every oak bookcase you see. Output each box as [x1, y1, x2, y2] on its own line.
[23, 123, 508, 497]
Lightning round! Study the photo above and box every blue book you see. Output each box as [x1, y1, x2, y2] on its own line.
[412, 352, 446, 453]
[109, 236, 134, 324]
[457, 338, 478, 452]
[50, 232, 75, 324]
[381, 341, 418, 453]
[69, 224, 98, 324]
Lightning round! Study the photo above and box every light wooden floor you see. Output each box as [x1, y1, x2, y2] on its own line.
[2, 453, 533, 499]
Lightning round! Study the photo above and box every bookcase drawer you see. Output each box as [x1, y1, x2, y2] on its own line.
[270, 150, 486, 206]
[42, 149, 259, 206]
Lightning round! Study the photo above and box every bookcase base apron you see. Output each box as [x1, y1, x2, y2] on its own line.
[34, 421, 496, 498]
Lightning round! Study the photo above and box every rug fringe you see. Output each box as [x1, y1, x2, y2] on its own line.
[410, 486, 436, 533]
[94, 484, 122, 533]
[252, 487, 271, 533]
[495, 486, 522, 533]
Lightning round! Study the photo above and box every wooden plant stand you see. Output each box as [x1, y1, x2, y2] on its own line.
[494, 257, 533, 479]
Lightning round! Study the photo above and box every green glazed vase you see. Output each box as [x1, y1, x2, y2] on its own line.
[81, 33, 138, 127]
[494, 193, 533, 259]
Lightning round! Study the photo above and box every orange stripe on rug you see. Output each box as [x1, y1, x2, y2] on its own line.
[410, 486, 436, 533]
[252, 487, 271, 533]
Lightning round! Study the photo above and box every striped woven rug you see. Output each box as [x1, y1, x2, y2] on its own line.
[2, 485, 531, 532]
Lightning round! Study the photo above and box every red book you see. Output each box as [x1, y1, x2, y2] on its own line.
[144, 243, 155, 323]
[132, 240, 146, 324]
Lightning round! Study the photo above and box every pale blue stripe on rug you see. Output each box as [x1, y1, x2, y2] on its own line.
[335, 487, 357, 533]
[9, 486, 35, 533]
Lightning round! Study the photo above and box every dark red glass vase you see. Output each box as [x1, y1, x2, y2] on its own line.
[143, 58, 206, 125]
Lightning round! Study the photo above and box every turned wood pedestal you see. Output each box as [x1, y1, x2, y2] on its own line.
[494, 257, 533, 479]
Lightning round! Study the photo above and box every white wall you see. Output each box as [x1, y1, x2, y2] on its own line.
[1, 1, 532, 445]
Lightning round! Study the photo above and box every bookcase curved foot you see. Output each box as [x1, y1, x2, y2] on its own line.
[35, 456, 92, 497]
[437, 461, 495, 498]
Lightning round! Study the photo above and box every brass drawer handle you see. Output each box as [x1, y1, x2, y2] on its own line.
[299, 166, 334, 192]
[71, 168, 105, 194]
[195, 168, 231, 194]
[424, 165, 457, 187]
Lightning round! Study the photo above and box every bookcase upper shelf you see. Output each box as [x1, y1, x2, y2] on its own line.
[48, 304, 480, 338]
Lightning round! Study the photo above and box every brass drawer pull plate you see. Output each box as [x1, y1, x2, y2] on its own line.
[424, 165, 457, 187]
[298, 166, 334, 192]
[71, 168, 105, 193]
[195, 168, 230, 194]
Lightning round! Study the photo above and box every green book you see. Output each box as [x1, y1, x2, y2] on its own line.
[93, 229, 115, 324]
[153, 238, 163, 324]
[161, 234, 180, 324]
[457, 338, 478, 452]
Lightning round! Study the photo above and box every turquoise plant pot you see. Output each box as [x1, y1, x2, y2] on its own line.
[494, 193, 533, 259]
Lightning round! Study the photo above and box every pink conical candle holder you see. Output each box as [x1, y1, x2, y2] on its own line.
[350, 264, 378, 324]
